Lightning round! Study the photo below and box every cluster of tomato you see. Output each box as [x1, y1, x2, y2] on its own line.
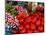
[16, 12, 44, 34]
[14, 5, 44, 33]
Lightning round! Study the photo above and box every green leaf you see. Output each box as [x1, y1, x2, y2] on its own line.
[5, 3, 13, 12]
[11, 9, 18, 16]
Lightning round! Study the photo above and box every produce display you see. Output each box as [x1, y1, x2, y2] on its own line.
[5, 1, 44, 34]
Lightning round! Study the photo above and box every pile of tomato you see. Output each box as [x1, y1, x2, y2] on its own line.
[12, 6, 44, 34]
